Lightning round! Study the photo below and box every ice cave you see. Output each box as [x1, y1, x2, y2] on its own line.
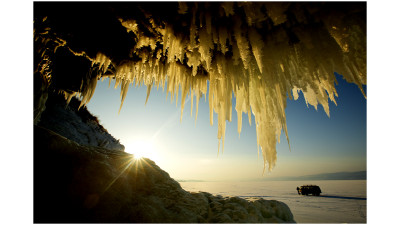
[34, 2, 366, 223]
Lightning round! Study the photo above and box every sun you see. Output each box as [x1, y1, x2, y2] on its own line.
[124, 138, 159, 161]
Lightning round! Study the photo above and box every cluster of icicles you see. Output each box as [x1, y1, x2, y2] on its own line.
[64, 2, 366, 171]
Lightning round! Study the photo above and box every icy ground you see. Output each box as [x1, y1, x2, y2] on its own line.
[180, 180, 366, 223]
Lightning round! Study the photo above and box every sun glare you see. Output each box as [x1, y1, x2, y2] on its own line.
[125, 138, 159, 161]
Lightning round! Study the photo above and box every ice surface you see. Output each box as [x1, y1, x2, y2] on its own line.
[180, 180, 366, 223]
[38, 2, 366, 172]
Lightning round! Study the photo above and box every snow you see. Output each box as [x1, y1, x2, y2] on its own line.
[180, 180, 366, 223]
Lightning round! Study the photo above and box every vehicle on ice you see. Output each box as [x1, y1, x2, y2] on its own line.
[296, 185, 321, 196]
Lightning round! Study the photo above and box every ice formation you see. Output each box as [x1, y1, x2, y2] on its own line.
[34, 2, 366, 172]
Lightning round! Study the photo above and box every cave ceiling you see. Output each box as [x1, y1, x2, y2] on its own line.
[34, 2, 366, 171]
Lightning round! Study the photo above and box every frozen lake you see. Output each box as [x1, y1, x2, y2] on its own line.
[179, 180, 366, 223]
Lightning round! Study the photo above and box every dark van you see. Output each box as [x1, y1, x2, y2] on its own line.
[296, 185, 322, 196]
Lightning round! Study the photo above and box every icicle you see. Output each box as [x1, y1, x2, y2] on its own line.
[62, 91, 77, 105]
[119, 80, 129, 114]
[205, 12, 212, 34]
[218, 26, 229, 54]
[59, 2, 366, 173]
[208, 78, 214, 126]
[178, 2, 188, 14]
[233, 16, 251, 69]
[195, 91, 200, 125]
[249, 28, 264, 73]
[221, 2, 234, 17]
[190, 89, 194, 117]
[79, 73, 99, 110]
[145, 83, 152, 105]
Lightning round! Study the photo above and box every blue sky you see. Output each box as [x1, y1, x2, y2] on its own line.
[86, 73, 366, 181]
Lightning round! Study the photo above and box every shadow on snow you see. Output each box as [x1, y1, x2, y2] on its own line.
[317, 195, 366, 200]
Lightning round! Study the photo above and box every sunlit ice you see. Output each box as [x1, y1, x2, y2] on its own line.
[124, 137, 160, 162]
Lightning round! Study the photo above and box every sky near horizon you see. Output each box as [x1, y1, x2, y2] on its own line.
[86, 73, 366, 181]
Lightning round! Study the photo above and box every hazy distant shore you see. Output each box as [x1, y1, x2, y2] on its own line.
[177, 171, 366, 182]
[262, 171, 366, 181]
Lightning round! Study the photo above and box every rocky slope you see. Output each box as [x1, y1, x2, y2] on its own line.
[34, 127, 295, 223]
[38, 93, 124, 151]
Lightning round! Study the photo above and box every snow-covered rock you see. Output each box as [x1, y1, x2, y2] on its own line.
[34, 125, 295, 223]
[38, 93, 124, 151]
